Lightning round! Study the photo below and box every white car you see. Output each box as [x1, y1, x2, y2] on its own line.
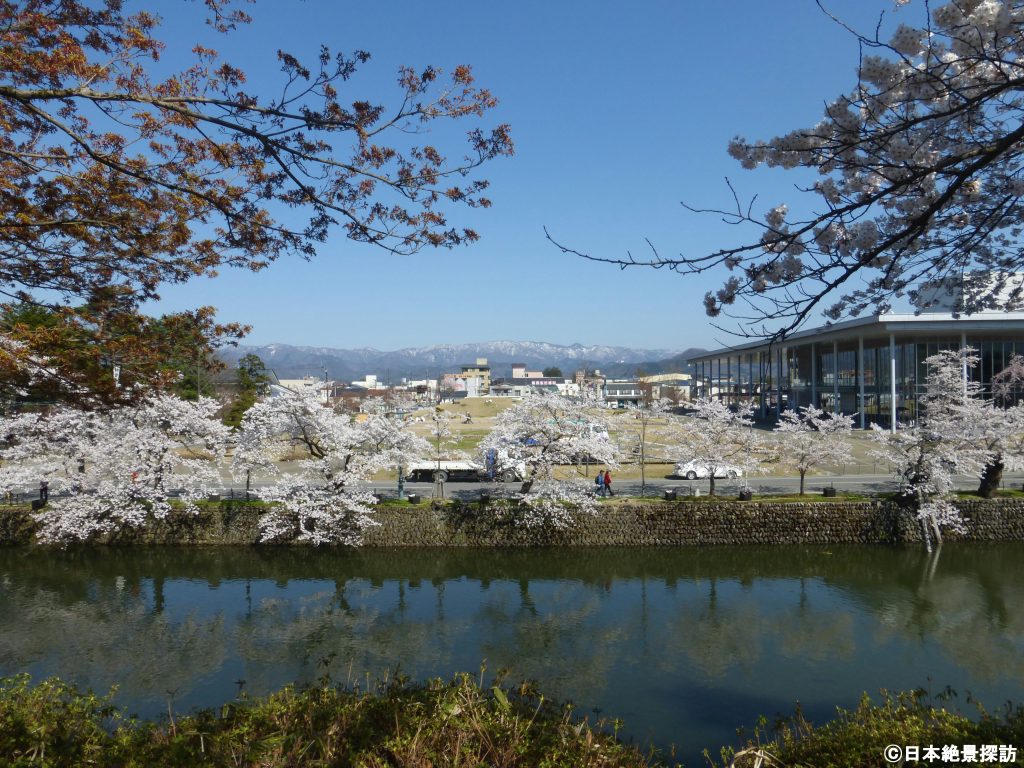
[674, 459, 743, 480]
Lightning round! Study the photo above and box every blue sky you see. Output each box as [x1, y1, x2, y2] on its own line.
[147, 1, 916, 352]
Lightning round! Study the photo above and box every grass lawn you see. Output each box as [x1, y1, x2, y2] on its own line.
[956, 488, 1024, 498]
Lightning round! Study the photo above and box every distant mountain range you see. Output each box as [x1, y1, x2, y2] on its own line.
[217, 341, 708, 382]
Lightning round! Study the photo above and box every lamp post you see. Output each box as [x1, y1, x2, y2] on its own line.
[394, 404, 407, 500]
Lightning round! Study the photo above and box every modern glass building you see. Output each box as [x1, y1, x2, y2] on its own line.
[689, 310, 1024, 430]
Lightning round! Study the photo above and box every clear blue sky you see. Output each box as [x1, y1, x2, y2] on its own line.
[147, 0, 919, 352]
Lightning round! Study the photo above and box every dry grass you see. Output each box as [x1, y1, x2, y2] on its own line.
[369, 399, 898, 482]
[389, 400, 898, 481]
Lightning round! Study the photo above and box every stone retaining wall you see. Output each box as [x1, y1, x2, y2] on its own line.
[3, 498, 1024, 547]
[360, 500, 1013, 547]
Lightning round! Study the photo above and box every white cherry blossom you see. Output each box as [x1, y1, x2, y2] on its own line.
[232, 388, 428, 545]
[0, 395, 229, 544]
[479, 392, 618, 527]
[773, 405, 855, 495]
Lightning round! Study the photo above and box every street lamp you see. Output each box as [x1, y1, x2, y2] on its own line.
[395, 402, 410, 499]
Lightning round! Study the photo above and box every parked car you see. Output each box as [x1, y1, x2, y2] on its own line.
[673, 459, 743, 480]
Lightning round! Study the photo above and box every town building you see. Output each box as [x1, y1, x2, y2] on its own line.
[511, 363, 544, 379]
[350, 374, 379, 389]
[638, 373, 692, 404]
[275, 376, 330, 403]
[489, 361, 583, 398]
[604, 380, 644, 409]
[490, 378, 563, 398]
[452, 357, 491, 395]
[574, 368, 606, 400]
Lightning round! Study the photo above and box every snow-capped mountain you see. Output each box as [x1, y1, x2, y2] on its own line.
[218, 340, 700, 381]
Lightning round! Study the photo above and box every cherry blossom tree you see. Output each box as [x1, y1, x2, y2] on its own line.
[0, 394, 229, 544]
[479, 393, 618, 527]
[671, 398, 762, 496]
[428, 406, 466, 493]
[362, 396, 425, 497]
[992, 353, 1024, 405]
[982, 353, 1024, 496]
[552, 0, 1024, 339]
[613, 398, 673, 497]
[232, 389, 428, 544]
[973, 400, 1024, 496]
[871, 349, 990, 549]
[773, 405, 855, 495]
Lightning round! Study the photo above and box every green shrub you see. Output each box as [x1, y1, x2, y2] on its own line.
[6, 676, 1022, 767]
[0, 673, 657, 767]
[717, 690, 1024, 768]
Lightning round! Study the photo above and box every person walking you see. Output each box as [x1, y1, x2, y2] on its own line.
[595, 470, 605, 497]
[603, 469, 613, 497]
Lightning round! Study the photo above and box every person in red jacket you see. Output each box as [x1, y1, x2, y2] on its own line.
[603, 469, 613, 497]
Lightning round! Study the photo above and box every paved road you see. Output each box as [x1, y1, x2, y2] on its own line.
[211, 463, 1024, 500]
[16, 464, 1023, 503]
[359, 472, 1024, 501]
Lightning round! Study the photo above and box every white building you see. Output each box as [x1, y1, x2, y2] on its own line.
[273, 376, 330, 403]
[690, 305, 1024, 430]
[350, 374, 379, 389]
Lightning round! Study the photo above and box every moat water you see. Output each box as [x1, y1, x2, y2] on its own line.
[1, 544, 1022, 764]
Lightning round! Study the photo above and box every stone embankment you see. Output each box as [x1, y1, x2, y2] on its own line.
[2, 498, 1024, 546]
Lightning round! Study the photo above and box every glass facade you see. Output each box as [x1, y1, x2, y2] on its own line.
[691, 330, 1024, 428]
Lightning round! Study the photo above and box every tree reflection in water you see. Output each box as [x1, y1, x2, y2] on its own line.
[1, 544, 1023, 763]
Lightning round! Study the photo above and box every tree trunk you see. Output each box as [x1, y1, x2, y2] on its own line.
[977, 456, 1004, 498]
[708, 475, 716, 497]
[799, 470, 806, 496]
[930, 515, 943, 548]
[919, 515, 933, 554]
[640, 444, 646, 498]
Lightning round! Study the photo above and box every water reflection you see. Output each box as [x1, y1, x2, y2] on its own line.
[1, 544, 1023, 763]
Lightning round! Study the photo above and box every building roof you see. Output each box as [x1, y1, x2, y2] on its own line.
[639, 373, 692, 384]
[689, 311, 1024, 363]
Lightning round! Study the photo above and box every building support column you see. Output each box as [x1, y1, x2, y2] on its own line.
[776, 346, 783, 419]
[810, 342, 817, 409]
[741, 354, 749, 403]
[832, 340, 839, 414]
[961, 332, 968, 398]
[745, 354, 753, 405]
[889, 333, 897, 433]
[759, 351, 767, 419]
[727, 355, 733, 405]
[858, 335, 866, 429]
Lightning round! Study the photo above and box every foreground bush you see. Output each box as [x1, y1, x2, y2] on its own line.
[719, 690, 1024, 768]
[4, 676, 1024, 767]
[0, 673, 654, 767]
